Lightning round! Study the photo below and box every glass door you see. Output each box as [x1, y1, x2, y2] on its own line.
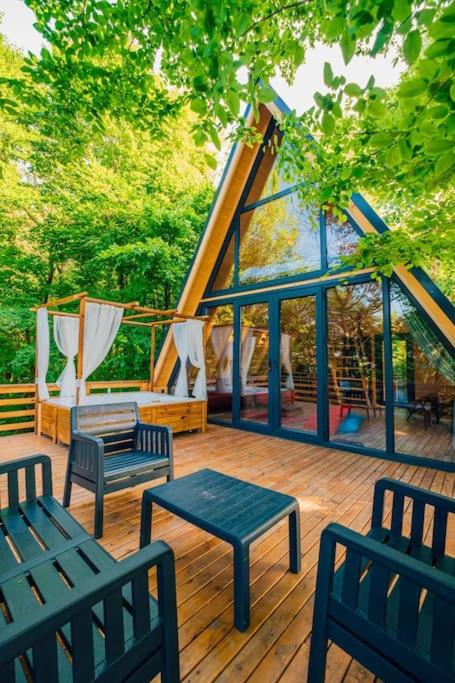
[278, 293, 319, 437]
[238, 301, 272, 428]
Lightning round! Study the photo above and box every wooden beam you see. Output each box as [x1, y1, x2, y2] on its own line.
[154, 103, 273, 388]
[30, 291, 88, 311]
[84, 296, 140, 309]
[76, 297, 86, 405]
[121, 319, 153, 328]
[149, 327, 156, 391]
[128, 306, 176, 317]
[172, 313, 210, 321]
[47, 310, 80, 319]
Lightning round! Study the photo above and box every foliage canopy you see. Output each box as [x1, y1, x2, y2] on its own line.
[0, 34, 213, 383]
[3, 0, 454, 289]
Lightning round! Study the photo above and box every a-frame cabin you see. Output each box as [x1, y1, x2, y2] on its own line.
[155, 93, 455, 471]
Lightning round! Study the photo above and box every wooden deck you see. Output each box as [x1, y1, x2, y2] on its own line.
[1, 426, 454, 682]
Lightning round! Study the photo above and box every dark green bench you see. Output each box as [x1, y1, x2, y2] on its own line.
[63, 402, 173, 538]
[308, 477, 455, 682]
[0, 454, 179, 682]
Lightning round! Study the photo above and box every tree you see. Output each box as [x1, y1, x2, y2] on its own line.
[2, 1, 453, 288]
[0, 34, 214, 383]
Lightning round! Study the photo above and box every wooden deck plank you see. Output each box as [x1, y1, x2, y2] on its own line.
[0, 426, 453, 683]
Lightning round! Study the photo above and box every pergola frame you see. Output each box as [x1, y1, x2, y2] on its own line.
[31, 292, 208, 402]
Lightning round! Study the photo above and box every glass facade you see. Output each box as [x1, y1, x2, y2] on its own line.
[327, 282, 386, 450]
[326, 212, 360, 267]
[239, 303, 270, 425]
[244, 126, 295, 205]
[391, 282, 455, 462]
[239, 196, 321, 285]
[280, 296, 318, 434]
[200, 117, 454, 469]
[205, 305, 234, 422]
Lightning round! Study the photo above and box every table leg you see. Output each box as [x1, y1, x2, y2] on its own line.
[233, 545, 250, 632]
[289, 508, 301, 573]
[140, 496, 153, 548]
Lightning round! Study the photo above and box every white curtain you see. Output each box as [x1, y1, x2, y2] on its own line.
[53, 316, 79, 399]
[35, 308, 50, 400]
[79, 303, 123, 400]
[281, 333, 294, 390]
[173, 320, 207, 399]
[173, 322, 190, 397]
[241, 331, 257, 390]
[187, 320, 207, 400]
[211, 325, 232, 392]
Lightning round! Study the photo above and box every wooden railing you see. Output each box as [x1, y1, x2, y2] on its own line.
[0, 380, 152, 435]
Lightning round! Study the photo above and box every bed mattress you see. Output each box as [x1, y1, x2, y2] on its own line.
[44, 391, 197, 408]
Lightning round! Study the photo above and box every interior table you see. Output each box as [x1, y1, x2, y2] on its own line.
[140, 468, 301, 631]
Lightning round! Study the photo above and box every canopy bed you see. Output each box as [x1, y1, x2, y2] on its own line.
[33, 292, 208, 444]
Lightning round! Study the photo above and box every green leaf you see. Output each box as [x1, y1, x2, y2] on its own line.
[258, 85, 276, 103]
[226, 89, 240, 117]
[399, 137, 412, 161]
[325, 15, 345, 40]
[417, 59, 439, 80]
[321, 112, 335, 135]
[428, 104, 449, 119]
[398, 79, 427, 98]
[323, 62, 334, 87]
[207, 125, 221, 150]
[393, 0, 411, 23]
[367, 99, 388, 117]
[371, 22, 393, 56]
[340, 31, 355, 64]
[344, 82, 362, 97]
[434, 151, 454, 177]
[403, 30, 422, 65]
[425, 40, 451, 59]
[385, 144, 401, 167]
[417, 9, 436, 26]
[190, 99, 207, 115]
[450, 82, 455, 102]
[204, 153, 218, 170]
[426, 138, 450, 154]
[370, 132, 395, 147]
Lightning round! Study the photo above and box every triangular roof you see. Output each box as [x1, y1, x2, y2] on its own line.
[154, 92, 455, 389]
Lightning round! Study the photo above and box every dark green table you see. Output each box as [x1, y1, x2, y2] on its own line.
[140, 468, 301, 631]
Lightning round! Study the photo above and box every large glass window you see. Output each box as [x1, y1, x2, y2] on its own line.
[326, 212, 360, 268]
[280, 296, 317, 433]
[244, 127, 295, 206]
[205, 305, 234, 422]
[327, 282, 386, 450]
[239, 194, 321, 285]
[391, 282, 455, 462]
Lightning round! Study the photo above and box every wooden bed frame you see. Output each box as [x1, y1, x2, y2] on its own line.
[40, 394, 207, 445]
[30, 292, 209, 443]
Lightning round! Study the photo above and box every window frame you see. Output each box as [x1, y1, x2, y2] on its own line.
[205, 120, 364, 298]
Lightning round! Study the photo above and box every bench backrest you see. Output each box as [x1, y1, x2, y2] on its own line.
[71, 402, 138, 436]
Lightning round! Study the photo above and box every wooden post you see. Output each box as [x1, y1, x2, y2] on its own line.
[34, 310, 41, 436]
[76, 297, 86, 405]
[149, 327, 156, 392]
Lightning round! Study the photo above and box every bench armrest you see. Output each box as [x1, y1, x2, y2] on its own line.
[0, 540, 179, 681]
[0, 454, 52, 506]
[70, 430, 104, 475]
[135, 422, 173, 459]
[371, 477, 454, 556]
[321, 523, 455, 599]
